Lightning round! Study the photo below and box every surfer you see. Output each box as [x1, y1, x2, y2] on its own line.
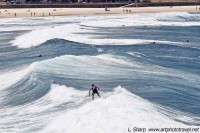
[89, 84, 100, 100]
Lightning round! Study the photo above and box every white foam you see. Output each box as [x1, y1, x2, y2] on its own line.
[0, 66, 30, 90]
[81, 12, 200, 27]
[42, 86, 188, 133]
[11, 24, 177, 48]
[127, 52, 146, 57]
[31, 53, 200, 84]
[0, 16, 82, 32]
[9, 12, 200, 48]
[48, 84, 87, 102]
[18, 84, 89, 113]
[0, 53, 143, 94]
[31, 54, 146, 79]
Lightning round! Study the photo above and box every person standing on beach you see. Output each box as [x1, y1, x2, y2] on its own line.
[14, 13, 16, 17]
[89, 84, 101, 100]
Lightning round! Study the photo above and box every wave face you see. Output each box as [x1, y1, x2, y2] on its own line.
[0, 12, 200, 132]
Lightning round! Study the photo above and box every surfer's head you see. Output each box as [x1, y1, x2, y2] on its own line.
[92, 84, 94, 86]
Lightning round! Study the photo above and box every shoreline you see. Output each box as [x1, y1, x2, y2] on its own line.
[0, 6, 200, 18]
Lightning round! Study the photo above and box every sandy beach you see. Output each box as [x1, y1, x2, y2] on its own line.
[0, 6, 200, 18]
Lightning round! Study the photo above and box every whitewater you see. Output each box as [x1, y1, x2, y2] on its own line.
[0, 12, 200, 133]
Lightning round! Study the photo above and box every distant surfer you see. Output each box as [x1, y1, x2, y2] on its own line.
[89, 84, 100, 100]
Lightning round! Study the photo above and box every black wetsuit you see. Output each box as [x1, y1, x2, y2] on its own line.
[91, 86, 100, 99]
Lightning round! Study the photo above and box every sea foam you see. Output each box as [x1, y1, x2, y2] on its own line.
[10, 12, 200, 48]
[43, 85, 187, 133]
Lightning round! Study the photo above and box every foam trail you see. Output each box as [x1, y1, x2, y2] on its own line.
[0, 68, 28, 90]
[0, 84, 90, 133]
[11, 12, 200, 48]
[43, 86, 196, 133]
[11, 24, 180, 48]
[0, 16, 83, 32]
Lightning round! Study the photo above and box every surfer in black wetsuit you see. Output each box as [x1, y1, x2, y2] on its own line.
[89, 84, 100, 100]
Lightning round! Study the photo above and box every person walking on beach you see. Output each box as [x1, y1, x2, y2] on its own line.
[89, 84, 100, 100]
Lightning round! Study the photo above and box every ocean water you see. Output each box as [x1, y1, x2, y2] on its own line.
[0, 12, 200, 133]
